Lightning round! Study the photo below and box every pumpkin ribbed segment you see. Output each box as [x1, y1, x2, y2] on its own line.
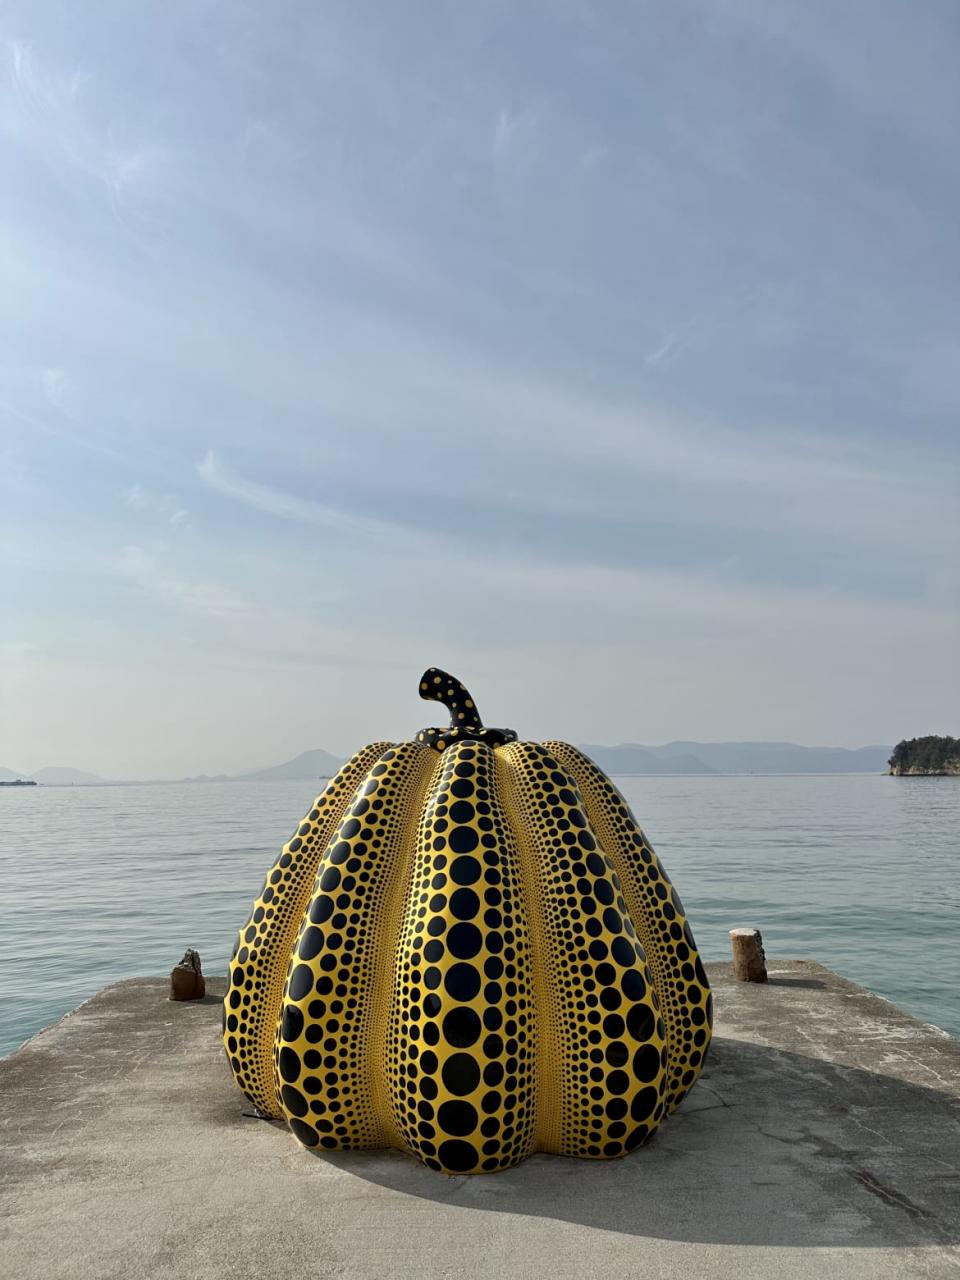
[547, 743, 714, 1112]
[223, 741, 391, 1116]
[501, 741, 668, 1157]
[388, 740, 537, 1172]
[273, 741, 435, 1149]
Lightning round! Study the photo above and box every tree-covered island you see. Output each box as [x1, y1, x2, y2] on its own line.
[888, 736, 960, 775]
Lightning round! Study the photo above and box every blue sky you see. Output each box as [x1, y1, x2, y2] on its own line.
[2, 0, 958, 777]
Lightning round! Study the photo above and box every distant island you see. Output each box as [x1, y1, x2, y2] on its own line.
[888, 736, 960, 776]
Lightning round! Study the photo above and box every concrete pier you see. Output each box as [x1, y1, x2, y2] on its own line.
[2, 960, 958, 1279]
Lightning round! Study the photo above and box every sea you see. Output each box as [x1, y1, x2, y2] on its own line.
[1, 773, 957, 1057]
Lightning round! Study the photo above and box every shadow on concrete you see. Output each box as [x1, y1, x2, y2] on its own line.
[315, 1038, 958, 1248]
[766, 977, 827, 989]
[168, 993, 224, 1007]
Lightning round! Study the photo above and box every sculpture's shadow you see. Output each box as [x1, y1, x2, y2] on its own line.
[318, 1038, 959, 1248]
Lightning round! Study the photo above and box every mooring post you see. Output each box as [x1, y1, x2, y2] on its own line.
[170, 948, 206, 1001]
[729, 927, 768, 982]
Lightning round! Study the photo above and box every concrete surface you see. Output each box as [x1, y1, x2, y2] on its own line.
[1, 961, 958, 1280]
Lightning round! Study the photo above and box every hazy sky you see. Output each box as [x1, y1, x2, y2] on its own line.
[2, 1, 959, 778]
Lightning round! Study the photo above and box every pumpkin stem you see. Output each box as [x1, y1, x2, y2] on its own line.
[419, 668, 483, 730]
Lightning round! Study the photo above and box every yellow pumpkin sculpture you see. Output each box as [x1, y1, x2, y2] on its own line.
[224, 668, 712, 1173]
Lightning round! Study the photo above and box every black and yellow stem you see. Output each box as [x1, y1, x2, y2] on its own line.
[416, 667, 517, 751]
[419, 668, 483, 729]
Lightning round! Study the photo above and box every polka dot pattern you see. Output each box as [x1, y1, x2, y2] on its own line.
[501, 742, 668, 1157]
[224, 692, 709, 1170]
[386, 740, 537, 1173]
[273, 741, 436, 1150]
[222, 741, 391, 1116]
[546, 743, 714, 1113]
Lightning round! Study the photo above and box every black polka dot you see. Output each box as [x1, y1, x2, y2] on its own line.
[626, 1003, 655, 1043]
[288, 964, 313, 1002]
[633, 1044, 661, 1082]
[278, 1047, 301, 1082]
[605, 1041, 629, 1068]
[438, 1101, 478, 1136]
[447, 923, 483, 959]
[448, 826, 479, 854]
[607, 1069, 629, 1095]
[309, 896, 333, 925]
[450, 889, 480, 921]
[622, 970, 646, 1001]
[631, 1086, 659, 1122]
[298, 927, 324, 961]
[442, 1053, 480, 1095]
[443, 1007, 481, 1048]
[438, 1140, 478, 1172]
[280, 1085, 308, 1118]
[450, 857, 481, 885]
[603, 1014, 625, 1039]
[445, 963, 482, 1001]
[281, 1005, 304, 1042]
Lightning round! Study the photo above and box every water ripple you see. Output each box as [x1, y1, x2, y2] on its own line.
[0, 774, 957, 1055]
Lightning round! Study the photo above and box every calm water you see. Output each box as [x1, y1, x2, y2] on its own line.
[1, 774, 957, 1056]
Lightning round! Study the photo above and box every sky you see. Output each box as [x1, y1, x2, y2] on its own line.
[2, 0, 959, 779]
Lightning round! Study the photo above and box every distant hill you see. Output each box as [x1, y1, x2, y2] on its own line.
[579, 745, 717, 775]
[237, 748, 344, 781]
[184, 749, 346, 784]
[0, 765, 107, 785]
[580, 741, 892, 775]
[30, 766, 108, 786]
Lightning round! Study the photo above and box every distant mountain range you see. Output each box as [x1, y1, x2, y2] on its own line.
[1, 741, 895, 785]
[183, 748, 344, 783]
[581, 741, 893, 775]
[201, 740, 894, 779]
[0, 766, 108, 786]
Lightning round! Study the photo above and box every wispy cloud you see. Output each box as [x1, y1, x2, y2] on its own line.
[124, 484, 190, 530]
[117, 544, 247, 618]
[41, 367, 74, 415]
[5, 37, 176, 241]
[196, 449, 402, 542]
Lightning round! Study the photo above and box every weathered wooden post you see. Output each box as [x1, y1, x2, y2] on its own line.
[729, 928, 767, 982]
[170, 948, 206, 1001]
